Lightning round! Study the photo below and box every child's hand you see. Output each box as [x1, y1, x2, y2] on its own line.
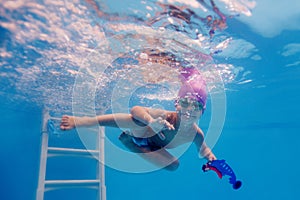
[207, 153, 217, 161]
[60, 115, 76, 130]
[148, 117, 175, 133]
[200, 146, 217, 161]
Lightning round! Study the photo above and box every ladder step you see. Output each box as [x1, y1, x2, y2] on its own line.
[45, 179, 100, 188]
[48, 147, 99, 157]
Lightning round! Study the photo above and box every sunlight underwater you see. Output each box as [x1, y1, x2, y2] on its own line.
[0, 0, 257, 114]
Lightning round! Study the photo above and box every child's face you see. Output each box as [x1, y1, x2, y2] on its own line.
[176, 97, 203, 122]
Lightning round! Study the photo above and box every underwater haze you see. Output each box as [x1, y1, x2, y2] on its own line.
[0, 0, 300, 200]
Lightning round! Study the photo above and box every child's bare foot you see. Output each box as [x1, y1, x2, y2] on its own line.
[60, 115, 76, 130]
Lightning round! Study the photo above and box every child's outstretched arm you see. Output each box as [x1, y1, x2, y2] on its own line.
[193, 124, 217, 161]
[60, 113, 142, 130]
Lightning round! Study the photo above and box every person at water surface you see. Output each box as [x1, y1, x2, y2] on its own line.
[60, 69, 216, 171]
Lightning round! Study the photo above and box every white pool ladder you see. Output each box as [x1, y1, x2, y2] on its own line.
[36, 111, 106, 200]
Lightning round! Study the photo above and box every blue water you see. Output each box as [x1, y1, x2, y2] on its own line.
[1, 0, 300, 200]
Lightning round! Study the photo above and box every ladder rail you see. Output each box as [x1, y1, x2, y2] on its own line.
[98, 127, 106, 200]
[36, 111, 50, 200]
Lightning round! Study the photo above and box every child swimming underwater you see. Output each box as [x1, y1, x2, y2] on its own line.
[60, 68, 216, 171]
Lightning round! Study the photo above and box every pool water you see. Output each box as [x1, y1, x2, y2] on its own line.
[0, 0, 300, 200]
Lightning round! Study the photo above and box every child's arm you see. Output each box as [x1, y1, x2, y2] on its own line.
[130, 106, 175, 131]
[193, 124, 217, 161]
[60, 113, 141, 130]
